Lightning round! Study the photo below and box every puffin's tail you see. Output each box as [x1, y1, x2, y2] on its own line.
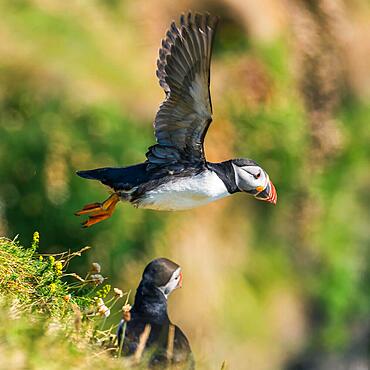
[76, 167, 127, 187]
[76, 169, 102, 180]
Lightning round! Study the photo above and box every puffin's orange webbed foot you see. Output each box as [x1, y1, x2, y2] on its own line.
[75, 193, 120, 228]
[81, 213, 112, 228]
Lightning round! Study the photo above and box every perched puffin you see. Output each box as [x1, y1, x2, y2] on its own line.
[75, 12, 277, 227]
[117, 258, 193, 369]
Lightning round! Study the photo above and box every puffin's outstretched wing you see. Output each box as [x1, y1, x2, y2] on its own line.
[146, 12, 219, 172]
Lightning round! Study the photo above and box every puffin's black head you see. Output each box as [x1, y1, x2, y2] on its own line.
[142, 258, 182, 298]
[231, 158, 277, 204]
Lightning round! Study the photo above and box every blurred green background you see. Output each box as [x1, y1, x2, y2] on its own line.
[0, 0, 369, 369]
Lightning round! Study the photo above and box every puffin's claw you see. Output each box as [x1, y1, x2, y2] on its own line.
[81, 213, 111, 228]
[74, 202, 102, 215]
[75, 193, 120, 228]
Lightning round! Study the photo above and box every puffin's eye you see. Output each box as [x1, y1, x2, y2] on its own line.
[248, 170, 261, 179]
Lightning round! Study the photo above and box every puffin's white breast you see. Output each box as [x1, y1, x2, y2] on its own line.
[136, 170, 230, 211]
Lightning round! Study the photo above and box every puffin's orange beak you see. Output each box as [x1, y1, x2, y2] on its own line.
[178, 272, 183, 288]
[255, 180, 277, 205]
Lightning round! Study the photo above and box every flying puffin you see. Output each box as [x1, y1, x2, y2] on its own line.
[75, 12, 277, 227]
[117, 258, 194, 369]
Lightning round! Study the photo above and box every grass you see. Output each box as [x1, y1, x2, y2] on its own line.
[0, 233, 130, 370]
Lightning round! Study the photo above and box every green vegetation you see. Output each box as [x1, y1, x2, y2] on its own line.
[0, 234, 128, 369]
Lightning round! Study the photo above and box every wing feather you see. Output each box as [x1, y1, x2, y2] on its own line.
[146, 12, 219, 171]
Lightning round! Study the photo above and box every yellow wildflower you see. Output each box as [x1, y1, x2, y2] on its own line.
[33, 231, 39, 242]
[49, 283, 57, 293]
[104, 284, 111, 295]
[49, 256, 55, 265]
[32, 231, 40, 248]
[55, 261, 63, 275]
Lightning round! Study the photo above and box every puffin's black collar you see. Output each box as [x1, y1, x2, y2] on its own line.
[207, 161, 240, 194]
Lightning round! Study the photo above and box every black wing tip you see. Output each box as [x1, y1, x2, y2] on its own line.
[157, 10, 219, 87]
[166, 12, 220, 40]
[181, 11, 219, 29]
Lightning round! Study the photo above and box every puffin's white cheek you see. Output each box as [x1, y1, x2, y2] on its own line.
[236, 171, 254, 190]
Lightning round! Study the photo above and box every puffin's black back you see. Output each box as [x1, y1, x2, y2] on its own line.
[118, 258, 194, 369]
[122, 319, 193, 369]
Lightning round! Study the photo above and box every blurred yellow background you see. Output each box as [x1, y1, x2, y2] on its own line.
[0, 0, 369, 369]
